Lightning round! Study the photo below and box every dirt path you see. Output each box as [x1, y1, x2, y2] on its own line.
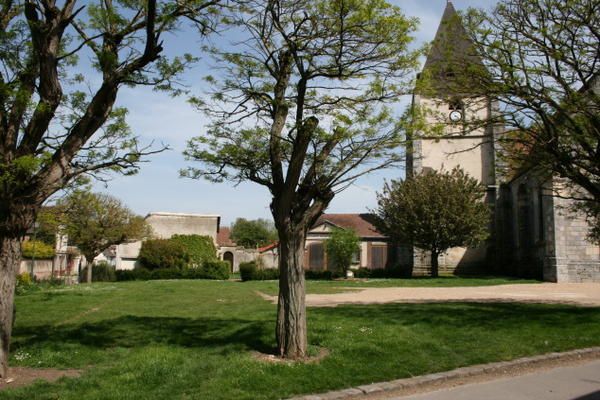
[258, 283, 600, 307]
[0, 367, 81, 390]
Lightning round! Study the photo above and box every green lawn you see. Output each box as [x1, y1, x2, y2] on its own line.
[4, 279, 600, 399]
[258, 275, 541, 295]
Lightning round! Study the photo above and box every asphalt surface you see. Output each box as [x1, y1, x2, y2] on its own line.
[390, 359, 600, 400]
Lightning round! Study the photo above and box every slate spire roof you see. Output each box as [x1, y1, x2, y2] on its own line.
[420, 1, 485, 95]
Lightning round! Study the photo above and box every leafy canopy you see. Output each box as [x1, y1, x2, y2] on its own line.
[183, 0, 421, 229]
[324, 228, 360, 275]
[171, 234, 217, 267]
[374, 168, 490, 255]
[230, 218, 278, 248]
[56, 190, 151, 262]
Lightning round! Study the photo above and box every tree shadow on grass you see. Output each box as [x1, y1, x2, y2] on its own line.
[12, 315, 274, 354]
[313, 302, 600, 329]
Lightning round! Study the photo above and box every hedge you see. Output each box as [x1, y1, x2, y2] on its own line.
[239, 261, 279, 281]
[170, 234, 217, 268]
[116, 261, 230, 281]
[81, 261, 117, 282]
[138, 239, 190, 270]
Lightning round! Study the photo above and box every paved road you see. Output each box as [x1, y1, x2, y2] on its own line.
[391, 359, 600, 400]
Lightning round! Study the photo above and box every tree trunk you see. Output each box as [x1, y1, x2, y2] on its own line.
[0, 235, 22, 379]
[86, 259, 92, 284]
[430, 250, 439, 278]
[276, 230, 307, 359]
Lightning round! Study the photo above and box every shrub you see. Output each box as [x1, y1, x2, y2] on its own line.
[81, 261, 116, 282]
[200, 260, 230, 280]
[353, 268, 371, 278]
[21, 240, 55, 259]
[305, 270, 336, 280]
[115, 262, 230, 281]
[171, 234, 217, 268]
[239, 261, 257, 281]
[16, 272, 34, 294]
[138, 239, 190, 270]
[115, 269, 140, 281]
[239, 261, 279, 281]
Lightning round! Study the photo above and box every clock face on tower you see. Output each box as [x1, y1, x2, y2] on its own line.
[449, 110, 463, 122]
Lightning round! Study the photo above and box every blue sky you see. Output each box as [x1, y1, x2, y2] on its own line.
[93, 0, 498, 225]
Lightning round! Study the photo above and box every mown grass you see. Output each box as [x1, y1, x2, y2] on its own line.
[4, 279, 599, 400]
[257, 275, 541, 295]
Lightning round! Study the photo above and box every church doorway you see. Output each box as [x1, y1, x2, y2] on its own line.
[223, 252, 234, 272]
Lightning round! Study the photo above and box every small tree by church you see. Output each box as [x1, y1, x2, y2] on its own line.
[325, 228, 360, 277]
[374, 168, 490, 277]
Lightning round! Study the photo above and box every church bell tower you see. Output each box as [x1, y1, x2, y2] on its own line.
[406, 1, 499, 275]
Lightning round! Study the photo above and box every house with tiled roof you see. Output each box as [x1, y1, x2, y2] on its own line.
[304, 213, 393, 271]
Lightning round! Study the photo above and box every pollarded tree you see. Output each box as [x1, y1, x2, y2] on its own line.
[230, 218, 278, 248]
[183, 0, 420, 358]
[325, 228, 360, 276]
[57, 191, 152, 283]
[374, 168, 490, 277]
[0, 0, 222, 378]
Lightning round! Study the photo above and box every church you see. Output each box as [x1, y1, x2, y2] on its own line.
[406, 2, 600, 283]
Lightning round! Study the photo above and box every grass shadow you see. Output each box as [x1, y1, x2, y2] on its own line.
[12, 315, 274, 354]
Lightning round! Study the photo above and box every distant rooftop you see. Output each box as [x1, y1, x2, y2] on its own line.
[145, 212, 221, 218]
[313, 213, 385, 239]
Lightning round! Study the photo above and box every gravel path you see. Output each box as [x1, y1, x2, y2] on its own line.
[258, 283, 600, 307]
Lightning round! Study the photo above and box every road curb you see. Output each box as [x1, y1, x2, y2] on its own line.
[286, 347, 600, 400]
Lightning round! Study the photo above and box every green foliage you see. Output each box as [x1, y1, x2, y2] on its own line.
[229, 219, 278, 248]
[81, 262, 117, 283]
[183, 0, 421, 198]
[21, 240, 55, 259]
[115, 263, 229, 281]
[170, 235, 217, 267]
[15, 273, 34, 295]
[304, 270, 338, 280]
[57, 191, 152, 263]
[375, 168, 490, 275]
[138, 239, 191, 270]
[239, 261, 279, 281]
[325, 228, 360, 275]
[239, 261, 257, 282]
[352, 267, 406, 279]
[201, 261, 230, 280]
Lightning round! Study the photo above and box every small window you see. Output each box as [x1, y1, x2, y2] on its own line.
[308, 243, 325, 271]
[449, 99, 463, 111]
[352, 250, 360, 264]
[371, 246, 387, 270]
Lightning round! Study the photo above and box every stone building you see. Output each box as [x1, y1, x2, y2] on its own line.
[304, 214, 392, 271]
[406, 2, 600, 282]
[216, 227, 278, 272]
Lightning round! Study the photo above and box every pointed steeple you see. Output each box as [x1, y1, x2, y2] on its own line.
[419, 2, 485, 95]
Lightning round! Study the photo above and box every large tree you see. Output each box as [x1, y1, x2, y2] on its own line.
[230, 218, 278, 248]
[57, 191, 151, 282]
[374, 168, 490, 277]
[445, 1, 600, 208]
[184, 0, 419, 358]
[0, 0, 221, 378]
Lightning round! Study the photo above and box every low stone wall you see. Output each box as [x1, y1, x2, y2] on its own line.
[19, 259, 54, 280]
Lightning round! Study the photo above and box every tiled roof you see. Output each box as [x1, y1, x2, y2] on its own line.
[258, 242, 278, 253]
[312, 214, 386, 238]
[217, 227, 236, 247]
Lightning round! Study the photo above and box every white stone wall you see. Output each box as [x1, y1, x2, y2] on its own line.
[146, 213, 220, 241]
